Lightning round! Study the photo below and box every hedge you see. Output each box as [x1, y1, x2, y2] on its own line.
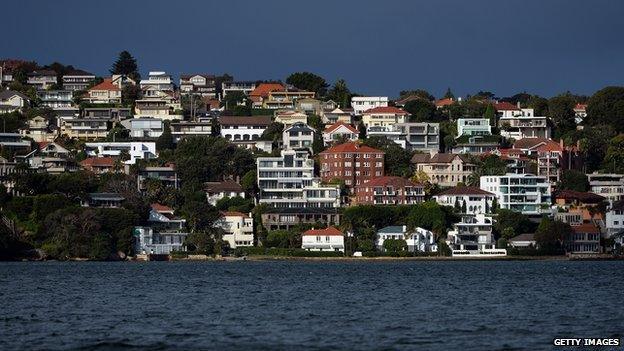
[234, 247, 344, 257]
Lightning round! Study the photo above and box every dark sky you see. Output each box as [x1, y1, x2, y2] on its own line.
[3, 0, 623, 98]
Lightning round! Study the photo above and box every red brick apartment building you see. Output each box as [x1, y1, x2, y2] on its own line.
[355, 176, 424, 205]
[319, 142, 385, 189]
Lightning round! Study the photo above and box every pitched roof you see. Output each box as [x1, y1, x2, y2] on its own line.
[362, 106, 408, 115]
[435, 98, 454, 107]
[204, 180, 243, 193]
[80, 157, 115, 167]
[219, 116, 271, 126]
[493, 101, 520, 111]
[554, 190, 606, 204]
[320, 141, 384, 155]
[0, 90, 29, 101]
[411, 153, 471, 164]
[571, 223, 600, 234]
[151, 203, 174, 213]
[512, 137, 552, 150]
[574, 103, 587, 111]
[89, 78, 120, 92]
[221, 211, 249, 218]
[250, 83, 285, 98]
[436, 186, 494, 196]
[323, 122, 357, 134]
[302, 226, 343, 236]
[378, 225, 406, 234]
[509, 233, 535, 242]
[358, 176, 421, 188]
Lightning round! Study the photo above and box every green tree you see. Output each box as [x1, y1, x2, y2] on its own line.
[285, 72, 329, 96]
[240, 170, 257, 197]
[222, 90, 247, 109]
[534, 218, 569, 254]
[363, 136, 412, 177]
[358, 123, 367, 140]
[527, 95, 549, 116]
[548, 95, 577, 137]
[404, 99, 436, 122]
[156, 121, 174, 151]
[603, 134, 624, 173]
[383, 238, 408, 253]
[327, 79, 352, 107]
[122, 84, 142, 108]
[110, 51, 140, 81]
[443, 87, 454, 99]
[585, 86, 624, 133]
[484, 103, 496, 127]
[557, 170, 589, 192]
[260, 122, 284, 142]
[494, 209, 535, 238]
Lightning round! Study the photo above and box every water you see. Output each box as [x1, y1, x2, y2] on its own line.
[1, 260, 623, 351]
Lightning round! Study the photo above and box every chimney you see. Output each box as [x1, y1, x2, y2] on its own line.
[517, 101, 521, 109]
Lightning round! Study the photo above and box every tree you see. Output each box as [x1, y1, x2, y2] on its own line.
[383, 238, 408, 254]
[260, 122, 284, 142]
[110, 51, 140, 81]
[222, 90, 247, 109]
[527, 95, 549, 116]
[363, 136, 412, 177]
[494, 209, 535, 238]
[534, 218, 569, 254]
[443, 87, 455, 99]
[585, 86, 624, 133]
[286, 72, 329, 96]
[548, 95, 577, 137]
[240, 170, 257, 197]
[327, 79, 351, 108]
[484, 103, 496, 127]
[557, 170, 589, 192]
[399, 89, 434, 101]
[404, 99, 436, 122]
[358, 123, 367, 140]
[603, 134, 624, 173]
[156, 121, 174, 151]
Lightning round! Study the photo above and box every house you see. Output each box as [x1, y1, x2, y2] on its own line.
[452, 135, 500, 155]
[513, 138, 583, 183]
[84, 78, 122, 104]
[222, 81, 257, 98]
[508, 233, 536, 248]
[489, 148, 531, 174]
[249, 82, 285, 108]
[573, 103, 587, 124]
[283, 123, 314, 151]
[321, 107, 353, 124]
[134, 203, 189, 255]
[457, 118, 492, 137]
[84, 142, 157, 164]
[170, 119, 213, 143]
[553, 190, 606, 222]
[218, 211, 254, 248]
[434, 98, 455, 109]
[367, 122, 439, 153]
[61, 118, 109, 140]
[260, 207, 340, 231]
[376, 226, 437, 253]
[62, 69, 96, 91]
[606, 200, 624, 237]
[27, 70, 57, 90]
[361, 106, 409, 129]
[0, 90, 30, 113]
[139, 71, 173, 91]
[83, 107, 132, 122]
[36, 90, 73, 109]
[23, 142, 72, 174]
[564, 223, 601, 254]
[219, 116, 271, 145]
[257, 149, 340, 208]
[495, 103, 550, 140]
[351, 96, 388, 115]
[121, 117, 163, 139]
[134, 98, 183, 121]
[301, 227, 344, 252]
[433, 186, 495, 215]
[204, 180, 245, 206]
[179, 74, 216, 98]
[295, 98, 332, 115]
[587, 173, 624, 202]
[137, 165, 179, 191]
[319, 142, 385, 189]
[274, 110, 308, 127]
[263, 88, 316, 110]
[446, 214, 506, 256]
[19, 116, 56, 142]
[411, 153, 476, 187]
[355, 176, 424, 205]
[80, 157, 117, 174]
[323, 122, 358, 145]
[0, 133, 32, 156]
[480, 173, 552, 215]
[82, 193, 125, 208]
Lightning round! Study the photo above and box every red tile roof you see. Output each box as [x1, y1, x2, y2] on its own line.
[151, 203, 174, 213]
[362, 106, 408, 115]
[493, 101, 520, 111]
[554, 190, 606, 204]
[89, 78, 120, 92]
[320, 141, 384, 155]
[250, 83, 285, 98]
[221, 211, 250, 218]
[571, 223, 600, 234]
[513, 137, 551, 150]
[323, 122, 357, 134]
[359, 176, 421, 188]
[435, 98, 454, 107]
[436, 186, 494, 196]
[574, 103, 587, 110]
[80, 157, 115, 167]
[302, 226, 343, 236]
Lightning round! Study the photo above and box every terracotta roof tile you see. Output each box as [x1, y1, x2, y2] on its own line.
[436, 186, 494, 196]
[320, 141, 384, 155]
[221, 211, 250, 218]
[362, 106, 408, 115]
[493, 101, 520, 111]
[89, 78, 120, 92]
[302, 226, 343, 236]
[435, 98, 454, 107]
[323, 122, 357, 134]
[250, 83, 285, 98]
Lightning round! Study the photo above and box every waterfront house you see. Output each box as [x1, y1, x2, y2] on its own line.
[446, 214, 506, 257]
[376, 225, 437, 253]
[564, 223, 601, 254]
[217, 211, 254, 249]
[134, 203, 188, 255]
[432, 186, 495, 215]
[301, 227, 345, 252]
[606, 200, 624, 237]
[260, 207, 340, 231]
[508, 233, 536, 248]
[480, 173, 552, 216]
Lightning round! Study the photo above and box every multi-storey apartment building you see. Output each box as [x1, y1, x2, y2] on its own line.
[139, 71, 173, 91]
[283, 123, 314, 151]
[179, 74, 216, 98]
[137, 165, 179, 191]
[411, 153, 476, 187]
[361, 106, 408, 129]
[351, 96, 388, 115]
[61, 118, 109, 140]
[26, 70, 57, 90]
[170, 119, 213, 143]
[495, 103, 550, 139]
[587, 173, 624, 202]
[514, 138, 583, 184]
[219, 116, 271, 143]
[319, 142, 385, 189]
[480, 173, 552, 215]
[367, 122, 439, 153]
[222, 81, 257, 98]
[37, 90, 73, 109]
[354, 176, 424, 205]
[62, 69, 95, 91]
[457, 118, 492, 137]
[257, 149, 340, 208]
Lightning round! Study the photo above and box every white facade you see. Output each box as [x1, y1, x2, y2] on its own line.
[121, 118, 164, 138]
[257, 149, 340, 208]
[446, 214, 506, 257]
[218, 212, 254, 248]
[480, 173, 552, 215]
[457, 118, 491, 137]
[498, 108, 550, 140]
[283, 123, 314, 151]
[322, 123, 358, 145]
[587, 173, 624, 202]
[301, 228, 344, 252]
[367, 122, 439, 153]
[376, 226, 437, 253]
[134, 205, 188, 255]
[222, 81, 257, 98]
[606, 205, 624, 237]
[37, 90, 73, 109]
[351, 96, 388, 115]
[432, 189, 495, 215]
[84, 142, 157, 164]
[140, 71, 173, 91]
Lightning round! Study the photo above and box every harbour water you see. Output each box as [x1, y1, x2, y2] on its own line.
[1, 260, 623, 350]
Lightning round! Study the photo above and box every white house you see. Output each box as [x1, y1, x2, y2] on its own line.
[134, 203, 188, 255]
[301, 227, 344, 252]
[283, 122, 314, 151]
[257, 149, 340, 208]
[376, 225, 437, 253]
[361, 106, 408, 129]
[587, 173, 624, 202]
[84, 142, 157, 164]
[480, 173, 552, 215]
[62, 69, 96, 91]
[351, 96, 388, 115]
[218, 211, 254, 249]
[323, 122, 358, 145]
[457, 118, 492, 137]
[219, 116, 271, 144]
[606, 201, 624, 237]
[36, 90, 73, 109]
[433, 186, 495, 215]
[495, 103, 550, 140]
[140, 71, 173, 91]
[204, 180, 245, 206]
[446, 214, 506, 257]
[121, 117, 163, 138]
[508, 233, 536, 248]
[0, 90, 30, 113]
